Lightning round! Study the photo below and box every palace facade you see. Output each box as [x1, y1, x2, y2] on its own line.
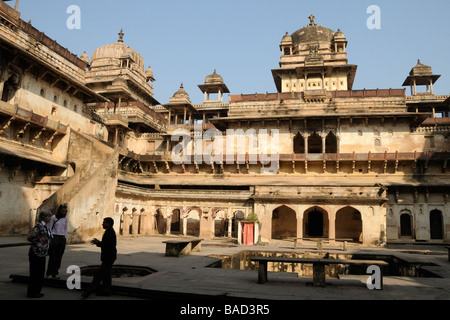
[0, 2, 449, 245]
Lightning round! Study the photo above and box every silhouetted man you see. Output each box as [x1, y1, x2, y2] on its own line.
[82, 217, 117, 299]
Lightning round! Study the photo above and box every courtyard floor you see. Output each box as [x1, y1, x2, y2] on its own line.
[0, 235, 449, 314]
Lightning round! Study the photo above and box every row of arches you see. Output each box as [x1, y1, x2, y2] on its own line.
[400, 209, 444, 240]
[293, 132, 338, 154]
[271, 205, 362, 242]
[154, 208, 246, 238]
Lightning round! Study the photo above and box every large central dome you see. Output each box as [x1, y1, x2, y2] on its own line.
[290, 14, 336, 45]
[90, 29, 145, 71]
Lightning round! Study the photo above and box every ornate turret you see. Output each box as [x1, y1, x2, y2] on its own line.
[272, 15, 357, 95]
[402, 59, 440, 96]
[198, 70, 230, 103]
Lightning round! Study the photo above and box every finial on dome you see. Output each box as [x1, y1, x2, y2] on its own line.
[308, 14, 317, 26]
[118, 29, 124, 43]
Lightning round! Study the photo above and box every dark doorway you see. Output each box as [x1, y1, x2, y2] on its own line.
[400, 214, 412, 237]
[325, 132, 338, 153]
[293, 133, 305, 154]
[308, 132, 322, 154]
[271, 206, 297, 239]
[430, 210, 443, 240]
[307, 209, 323, 237]
[170, 209, 181, 233]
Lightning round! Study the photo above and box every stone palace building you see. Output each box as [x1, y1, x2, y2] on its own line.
[0, 2, 449, 245]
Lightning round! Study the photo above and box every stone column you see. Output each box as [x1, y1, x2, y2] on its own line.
[297, 208, 303, 245]
[165, 207, 171, 235]
[237, 221, 242, 244]
[321, 134, 326, 154]
[182, 217, 187, 236]
[131, 209, 140, 235]
[329, 208, 336, 245]
[225, 207, 233, 238]
[303, 133, 309, 155]
[200, 208, 214, 240]
[122, 211, 131, 236]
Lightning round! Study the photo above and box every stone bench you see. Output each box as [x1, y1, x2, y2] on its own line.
[162, 239, 203, 257]
[250, 257, 389, 289]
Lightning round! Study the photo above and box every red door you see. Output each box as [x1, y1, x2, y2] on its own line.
[243, 222, 254, 245]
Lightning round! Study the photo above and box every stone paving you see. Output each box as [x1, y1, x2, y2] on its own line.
[1, 235, 450, 303]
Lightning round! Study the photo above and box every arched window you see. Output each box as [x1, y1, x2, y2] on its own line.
[293, 132, 305, 154]
[308, 132, 322, 154]
[325, 132, 337, 153]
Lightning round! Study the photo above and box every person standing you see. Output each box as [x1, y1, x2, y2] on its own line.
[46, 203, 68, 279]
[27, 210, 52, 298]
[82, 217, 117, 299]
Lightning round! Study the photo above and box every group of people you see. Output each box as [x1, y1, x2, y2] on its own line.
[27, 204, 117, 299]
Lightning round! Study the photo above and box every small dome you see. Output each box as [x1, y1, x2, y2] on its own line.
[410, 59, 433, 76]
[171, 83, 191, 101]
[205, 69, 224, 85]
[333, 29, 346, 41]
[290, 16, 336, 46]
[281, 32, 293, 45]
[80, 51, 89, 64]
[90, 29, 145, 71]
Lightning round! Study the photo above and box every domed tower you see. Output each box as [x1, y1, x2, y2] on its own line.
[402, 59, 440, 96]
[198, 69, 230, 103]
[272, 15, 357, 95]
[85, 29, 159, 108]
[163, 83, 196, 127]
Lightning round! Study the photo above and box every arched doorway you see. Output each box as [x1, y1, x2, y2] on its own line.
[214, 210, 227, 238]
[186, 209, 201, 237]
[308, 132, 322, 154]
[430, 210, 443, 240]
[170, 209, 181, 234]
[325, 132, 338, 153]
[304, 207, 328, 238]
[271, 205, 297, 239]
[293, 133, 305, 154]
[400, 212, 412, 237]
[335, 206, 362, 242]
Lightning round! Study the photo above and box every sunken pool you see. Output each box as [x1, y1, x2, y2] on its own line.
[208, 251, 442, 279]
[80, 265, 157, 278]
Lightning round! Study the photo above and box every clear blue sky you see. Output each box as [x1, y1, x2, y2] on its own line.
[10, 0, 450, 104]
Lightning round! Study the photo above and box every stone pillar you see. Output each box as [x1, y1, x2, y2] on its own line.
[237, 221, 242, 244]
[131, 209, 140, 235]
[329, 209, 336, 245]
[321, 134, 326, 154]
[122, 212, 131, 236]
[297, 211, 303, 244]
[140, 211, 148, 235]
[227, 208, 233, 238]
[199, 208, 214, 240]
[165, 207, 171, 235]
[304, 134, 309, 155]
[182, 217, 187, 236]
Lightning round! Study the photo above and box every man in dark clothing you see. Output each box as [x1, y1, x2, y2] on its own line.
[81, 217, 117, 299]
